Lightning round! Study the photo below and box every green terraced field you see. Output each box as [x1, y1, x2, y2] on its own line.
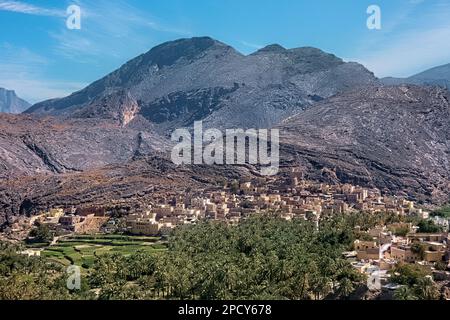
[41, 234, 166, 269]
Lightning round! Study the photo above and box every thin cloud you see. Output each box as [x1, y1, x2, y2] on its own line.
[352, 0, 450, 78]
[50, 0, 192, 61]
[0, 44, 86, 103]
[356, 26, 450, 78]
[0, 1, 193, 102]
[0, 76, 87, 104]
[0, 0, 65, 17]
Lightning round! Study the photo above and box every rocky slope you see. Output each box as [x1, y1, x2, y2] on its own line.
[382, 63, 450, 90]
[0, 155, 257, 225]
[0, 88, 30, 114]
[1, 38, 450, 222]
[0, 114, 169, 178]
[26, 37, 378, 133]
[3, 84, 449, 219]
[279, 85, 450, 204]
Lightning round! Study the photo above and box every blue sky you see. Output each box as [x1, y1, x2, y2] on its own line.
[1, 0, 450, 103]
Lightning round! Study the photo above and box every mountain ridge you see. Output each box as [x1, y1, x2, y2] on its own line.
[25, 37, 378, 133]
[1, 37, 449, 220]
[381, 63, 450, 90]
[0, 88, 30, 114]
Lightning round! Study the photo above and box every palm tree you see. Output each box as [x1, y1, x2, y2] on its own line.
[338, 278, 354, 299]
[415, 278, 440, 300]
[394, 286, 417, 300]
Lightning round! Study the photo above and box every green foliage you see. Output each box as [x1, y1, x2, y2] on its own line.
[417, 220, 442, 233]
[415, 278, 440, 300]
[393, 278, 440, 301]
[390, 263, 430, 287]
[410, 243, 426, 260]
[357, 233, 375, 241]
[390, 263, 439, 300]
[1, 214, 440, 301]
[390, 225, 410, 237]
[151, 215, 364, 300]
[431, 206, 450, 218]
[28, 223, 54, 244]
[41, 234, 164, 268]
[393, 286, 417, 300]
[435, 261, 448, 271]
[0, 242, 92, 300]
[230, 180, 240, 194]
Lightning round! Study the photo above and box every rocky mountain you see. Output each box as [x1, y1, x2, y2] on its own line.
[26, 37, 378, 133]
[0, 113, 169, 179]
[0, 88, 30, 114]
[382, 63, 450, 90]
[2, 37, 450, 221]
[4, 84, 449, 218]
[279, 85, 450, 204]
[0, 155, 257, 223]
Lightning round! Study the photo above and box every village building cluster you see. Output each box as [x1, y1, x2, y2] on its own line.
[3, 169, 449, 285]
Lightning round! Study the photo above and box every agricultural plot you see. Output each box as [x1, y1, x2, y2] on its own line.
[41, 234, 166, 269]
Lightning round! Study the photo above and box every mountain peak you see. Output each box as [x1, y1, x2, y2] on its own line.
[0, 87, 30, 114]
[141, 36, 233, 68]
[288, 46, 341, 59]
[411, 62, 450, 80]
[253, 44, 286, 54]
[157, 36, 225, 50]
[252, 45, 343, 67]
[27, 37, 377, 128]
[0, 87, 16, 96]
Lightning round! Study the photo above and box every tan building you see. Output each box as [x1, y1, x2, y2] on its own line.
[423, 242, 446, 263]
[390, 245, 421, 263]
[354, 240, 380, 260]
[59, 215, 85, 231]
[47, 208, 65, 218]
[128, 220, 159, 236]
[407, 233, 448, 243]
[126, 212, 160, 236]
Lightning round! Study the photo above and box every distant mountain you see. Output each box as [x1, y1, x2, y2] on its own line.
[26, 37, 378, 133]
[0, 88, 30, 114]
[279, 85, 450, 204]
[382, 63, 450, 89]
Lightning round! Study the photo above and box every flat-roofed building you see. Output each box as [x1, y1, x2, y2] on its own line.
[390, 245, 421, 263]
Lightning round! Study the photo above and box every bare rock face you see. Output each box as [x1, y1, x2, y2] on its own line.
[279, 85, 450, 204]
[0, 88, 30, 114]
[26, 37, 378, 133]
[71, 89, 140, 127]
[0, 114, 169, 179]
